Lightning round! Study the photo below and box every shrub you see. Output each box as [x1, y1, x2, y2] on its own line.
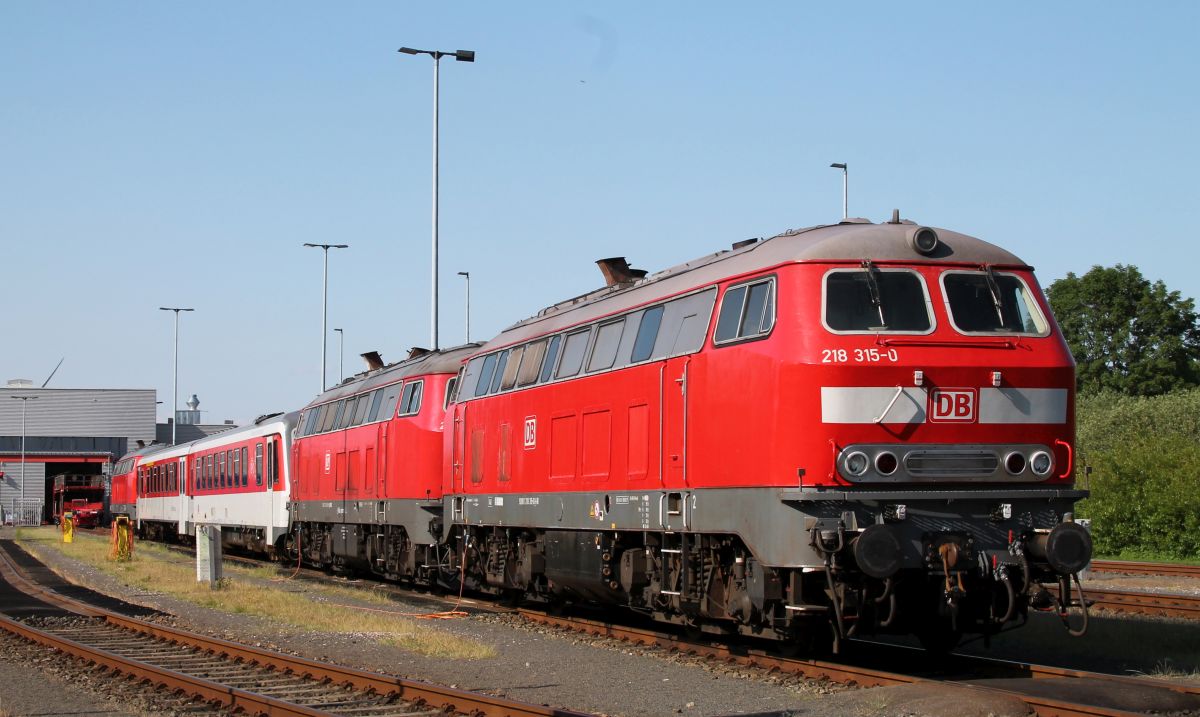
[1076, 388, 1200, 559]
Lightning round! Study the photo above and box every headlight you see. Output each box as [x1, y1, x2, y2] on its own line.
[1004, 452, 1027, 475]
[844, 451, 869, 477]
[1030, 450, 1053, 476]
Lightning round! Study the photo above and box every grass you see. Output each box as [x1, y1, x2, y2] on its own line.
[1144, 659, 1200, 682]
[15, 527, 494, 659]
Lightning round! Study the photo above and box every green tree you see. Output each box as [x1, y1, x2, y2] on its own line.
[1048, 264, 1200, 396]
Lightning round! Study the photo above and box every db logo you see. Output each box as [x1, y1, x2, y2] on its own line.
[930, 389, 976, 422]
[524, 417, 537, 449]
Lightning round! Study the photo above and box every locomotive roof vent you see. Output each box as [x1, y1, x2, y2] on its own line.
[908, 226, 940, 255]
[837, 217, 872, 224]
[361, 351, 385, 371]
[596, 257, 648, 287]
[408, 347, 431, 359]
[732, 238, 759, 250]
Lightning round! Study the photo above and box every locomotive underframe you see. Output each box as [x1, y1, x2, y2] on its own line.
[278, 486, 1088, 650]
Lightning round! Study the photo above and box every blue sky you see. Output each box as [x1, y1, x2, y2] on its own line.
[3, 2, 1198, 423]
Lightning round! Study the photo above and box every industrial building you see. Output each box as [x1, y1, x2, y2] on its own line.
[0, 381, 233, 524]
[0, 381, 155, 524]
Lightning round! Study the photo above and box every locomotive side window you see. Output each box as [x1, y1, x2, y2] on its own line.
[517, 339, 547, 387]
[318, 402, 338, 433]
[352, 392, 371, 425]
[338, 397, 358, 429]
[365, 389, 385, 422]
[631, 306, 664, 363]
[556, 328, 591, 378]
[539, 335, 562, 383]
[500, 346, 524, 391]
[942, 270, 1050, 336]
[444, 375, 459, 409]
[489, 350, 511, 394]
[715, 278, 776, 344]
[369, 383, 401, 421]
[587, 319, 625, 372]
[660, 287, 719, 355]
[475, 354, 499, 397]
[399, 380, 424, 416]
[823, 269, 933, 334]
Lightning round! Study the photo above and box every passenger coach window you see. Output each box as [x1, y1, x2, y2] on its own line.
[824, 269, 932, 333]
[716, 278, 776, 343]
[556, 329, 591, 378]
[255, 443, 264, 486]
[942, 271, 1049, 335]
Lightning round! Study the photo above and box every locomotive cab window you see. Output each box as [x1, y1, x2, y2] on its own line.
[823, 268, 933, 334]
[398, 380, 424, 416]
[941, 270, 1050, 336]
[715, 278, 776, 344]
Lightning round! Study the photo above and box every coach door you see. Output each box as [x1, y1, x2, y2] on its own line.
[267, 437, 282, 528]
[661, 355, 691, 531]
[177, 457, 189, 534]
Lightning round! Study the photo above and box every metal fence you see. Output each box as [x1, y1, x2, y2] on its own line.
[5, 500, 44, 526]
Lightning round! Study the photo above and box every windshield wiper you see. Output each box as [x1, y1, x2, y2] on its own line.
[984, 266, 1007, 328]
[861, 259, 887, 329]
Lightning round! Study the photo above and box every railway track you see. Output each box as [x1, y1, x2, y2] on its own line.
[517, 608, 1200, 717]
[0, 541, 588, 717]
[54, 531, 1200, 715]
[1090, 560, 1200, 579]
[1081, 586, 1200, 619]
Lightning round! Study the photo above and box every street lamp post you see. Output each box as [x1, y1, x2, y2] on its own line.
[10, 395, 38, 508]
[457, 271, 470, 343]
[334, 328, 344, 383]
[158, 307, 194, 445]
[398, 46, 475, 351]
[830, 163, 848, 220]
[303, 243, 349, 392]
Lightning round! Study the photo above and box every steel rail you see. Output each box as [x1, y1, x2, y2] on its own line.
[1090, 560, 1200, 579]
[517, 609, 1193, 717]
[0, 544, 588, 717]
[1082, 586, 1200, 619]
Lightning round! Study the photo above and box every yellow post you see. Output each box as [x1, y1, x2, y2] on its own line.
[110, 515, 133, 562]
[61, 512, 75, 544]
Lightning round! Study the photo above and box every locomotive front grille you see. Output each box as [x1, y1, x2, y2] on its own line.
[904, 450, 998, 478]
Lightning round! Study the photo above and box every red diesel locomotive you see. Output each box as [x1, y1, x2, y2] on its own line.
[111, 215, 1090, 651]
[276, 214, 1090, 651]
